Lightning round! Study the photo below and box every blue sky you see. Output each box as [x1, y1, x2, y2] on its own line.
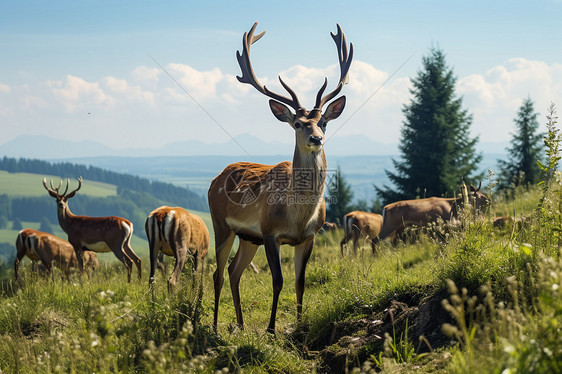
[1, 0, 561, 151]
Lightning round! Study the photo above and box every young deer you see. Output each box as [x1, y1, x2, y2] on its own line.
[208, 22, 353, 333]
[43, 177, 141, 282]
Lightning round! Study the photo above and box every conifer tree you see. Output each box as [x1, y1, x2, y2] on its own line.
[376, 47, 482, 204]
[498, 97, 543, 187]
[326, 166, 353, 224]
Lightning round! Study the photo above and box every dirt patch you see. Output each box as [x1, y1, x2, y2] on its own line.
[309, 290, 454, 373]
[21, 309, 70, 339]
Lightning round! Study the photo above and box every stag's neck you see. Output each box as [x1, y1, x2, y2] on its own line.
[57, 206, 77, 234]
[291, 147, 327, 198]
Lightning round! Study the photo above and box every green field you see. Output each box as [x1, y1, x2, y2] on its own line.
[0, 170, 117, 197]
[0, 171, 215, 263]
[1, 182, 561, 373]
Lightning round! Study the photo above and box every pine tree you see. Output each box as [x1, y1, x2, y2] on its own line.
[326, 166, 353, 224]
[498, 97, 543, 188]
[376, 47, 482, 204]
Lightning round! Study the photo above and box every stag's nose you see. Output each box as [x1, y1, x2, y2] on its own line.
[309, 135, 323, 146]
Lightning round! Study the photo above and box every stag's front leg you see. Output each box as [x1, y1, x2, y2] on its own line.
[72, 244, 85, 277]
[294, 238, 314, 323]
[264, 235, 283, 334]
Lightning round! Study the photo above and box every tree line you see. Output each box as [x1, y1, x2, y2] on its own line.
[0, 156, 207, 211]
[326, 47, 549, 223]
[0, 157, 208, 235]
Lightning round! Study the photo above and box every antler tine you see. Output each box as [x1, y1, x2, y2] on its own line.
[49, 179, 62, 193]
[43, 178, 56, 195]
[71, 177, 82, 195]
[236, 22, 303, 111]
[62, 179, 70, 197]
[314, 24, 354, 110]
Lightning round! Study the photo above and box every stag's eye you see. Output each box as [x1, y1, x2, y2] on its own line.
[294, 122, 302, 129]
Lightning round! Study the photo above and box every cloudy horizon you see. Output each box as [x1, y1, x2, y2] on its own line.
[1, 1, 560, 154]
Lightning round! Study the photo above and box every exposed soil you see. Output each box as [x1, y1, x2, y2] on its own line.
[301, 290, 455, 373]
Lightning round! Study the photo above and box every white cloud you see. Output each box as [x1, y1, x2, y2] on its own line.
[102, 76, 155, 106]
[165, 63, 224, 101]
[47, 75, 113, 112]
[1, 58, 561, 150]
[458, 58, 562, 142]
[131, 66, 161, 85]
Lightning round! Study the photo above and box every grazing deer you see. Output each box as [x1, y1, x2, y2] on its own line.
[43, 177, 142, 282]
[378, 184, 490, 243]
[340, 211, 383, 256]
[145, 206, 209, 290]
[321, 222, 338, 232]
[208, 22, 353, 333]
[15, 228, 98, 280]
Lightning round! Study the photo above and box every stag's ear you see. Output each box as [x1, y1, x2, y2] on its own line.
[46, 190, 58, 199]
[323, 96, 346, 122]
[269, 100, 295, 125]
[66, 190, 77, 199]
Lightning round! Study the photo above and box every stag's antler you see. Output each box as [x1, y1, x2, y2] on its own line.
[42, 177, 82, 198]
[236, 22, 303, 111]
[314, 24, 354, 110]
[66, 177, 82, 198]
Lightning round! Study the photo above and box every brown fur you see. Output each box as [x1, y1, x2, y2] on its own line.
[321, 222, 338, 232]
[209, 22, 351, 334]
[43, 178, 141, 282]
[340, 211, 383, 256]
[378, 185, 490, 243]
[145, 206, 209, 290]
[14, 228, 98, 280]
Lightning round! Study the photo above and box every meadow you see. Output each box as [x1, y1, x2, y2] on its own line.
[1, 174, 561, 373]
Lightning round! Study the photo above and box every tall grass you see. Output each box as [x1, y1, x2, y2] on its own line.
[1, 114, 562, 372]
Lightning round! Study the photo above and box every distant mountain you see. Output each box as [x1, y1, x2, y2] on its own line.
[0, 135, 119, 159]
[0, 134, 507, 159]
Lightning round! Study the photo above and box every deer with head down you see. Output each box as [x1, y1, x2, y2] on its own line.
[208, 22, 353, 333]
[340, 211, 383, 256]
[43, 177, 141, 282]
[145, 206, 209, 291]
[15, 228, 98, 280]
[377, 183, 490, 243]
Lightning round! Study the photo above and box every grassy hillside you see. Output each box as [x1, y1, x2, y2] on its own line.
[0, 170, 117, 197]
[0, 171, 214, 265]
[0, 181, 561, 373]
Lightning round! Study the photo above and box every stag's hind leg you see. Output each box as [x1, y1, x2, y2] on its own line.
[168, 246, 188, 291]
[213, 228, 236, 331]
[146, 217, 160, 286]
[228, 239, 259, 328]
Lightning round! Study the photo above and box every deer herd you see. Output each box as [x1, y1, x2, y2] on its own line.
[12, 23, 494, 334]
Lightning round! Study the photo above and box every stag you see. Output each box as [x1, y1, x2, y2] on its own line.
[208, 22, 353, 333]
[43, 177, 141, 282]
[145, 206, 209, 290]
[15, 228, 98, 280]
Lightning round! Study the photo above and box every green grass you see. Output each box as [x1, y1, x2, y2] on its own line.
[0, 183, 561, 373]
[0, 170, 117, 197]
